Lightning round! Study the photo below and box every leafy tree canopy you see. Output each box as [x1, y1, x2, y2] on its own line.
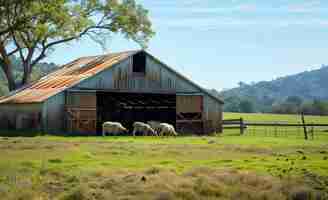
[0, 0, 154, 91]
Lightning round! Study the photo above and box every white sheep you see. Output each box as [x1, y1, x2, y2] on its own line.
[102, 122, 128, 136]
[158, 123, 178, 137]
[147, 121, 161, 133]
[133, 122, 157, 136]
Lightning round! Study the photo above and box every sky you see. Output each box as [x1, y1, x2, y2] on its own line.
[46, 0, 328, 91]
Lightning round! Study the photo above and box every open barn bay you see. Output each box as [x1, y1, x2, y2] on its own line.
[0, 132, 327, 199]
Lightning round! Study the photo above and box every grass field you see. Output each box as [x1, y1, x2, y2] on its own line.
[224, 112, 328, 139]
[0, 134, 327, 199]
[0, 113, 327, 199]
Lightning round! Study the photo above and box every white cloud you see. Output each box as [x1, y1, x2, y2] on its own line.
[152, 16, 328, 32]
[236, 4, 257, 12]
[143, 1, 259, 14]
[287, 1, 321, 13]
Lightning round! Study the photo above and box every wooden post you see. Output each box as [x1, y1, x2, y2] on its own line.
[240, 118, 244, 135]
[301, 112, 308, 140]
[311, 123, 314, 140]
[274, 123, 277, 137]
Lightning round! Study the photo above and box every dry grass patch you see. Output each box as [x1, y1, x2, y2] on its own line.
[0, 166, 326, 200]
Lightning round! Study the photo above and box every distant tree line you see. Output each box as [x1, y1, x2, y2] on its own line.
[272, 98, 328, 116]
[222, 94, 328, 116]
[218, 65, 328, 116]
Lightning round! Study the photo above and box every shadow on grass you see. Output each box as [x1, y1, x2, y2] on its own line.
[0, 129, 223, 138]
[0, 129, 45, 137]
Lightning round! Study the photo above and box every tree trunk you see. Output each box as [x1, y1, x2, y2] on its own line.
[1, 61, 33, 91]
[0, 59, 17, 91]
[0, 42, 17, 91]
[4, 67, 17, 91]
[21, 62, 32, 86]
[0, 55, 34, 91]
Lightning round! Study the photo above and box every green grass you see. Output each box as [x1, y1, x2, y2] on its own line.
[1, 112, 328, 199]
[224, 112, 328, 139]
[0, 133, 327, 199]
[0, 112, 327, 199]
[0, 135, 327, 173]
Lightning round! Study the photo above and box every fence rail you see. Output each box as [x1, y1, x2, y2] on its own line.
[222, 118, 246, 135]
[223, 116, 328, 140]
[245, 123, 328, 127]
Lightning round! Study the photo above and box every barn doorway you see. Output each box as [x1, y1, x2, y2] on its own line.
[97, 92, 176, 135]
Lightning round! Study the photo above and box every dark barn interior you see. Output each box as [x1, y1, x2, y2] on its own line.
[97, 92, 176, 135]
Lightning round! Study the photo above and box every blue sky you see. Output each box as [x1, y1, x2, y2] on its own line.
[46, 0, 328, 91]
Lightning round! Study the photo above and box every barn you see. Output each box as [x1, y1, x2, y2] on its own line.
[0, 50, 223, 135]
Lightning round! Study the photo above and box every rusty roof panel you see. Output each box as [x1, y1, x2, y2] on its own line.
[0, 50, 137, 104]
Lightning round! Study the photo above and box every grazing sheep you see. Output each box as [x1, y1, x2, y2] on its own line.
[133, 122, 157, 136]
[147, 121, 161, 133]
[158, 123, 178, 137]
[102, 122, 128, 136]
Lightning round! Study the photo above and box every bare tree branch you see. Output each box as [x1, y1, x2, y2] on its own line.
[7, 48, 20, 57]
[31, 25, 112, 67]
[11, 31, 25, 63]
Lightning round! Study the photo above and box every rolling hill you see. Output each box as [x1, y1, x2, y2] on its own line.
[218, 65, 328, 113]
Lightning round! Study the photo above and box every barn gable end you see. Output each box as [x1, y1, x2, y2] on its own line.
[72, 52, 201, 93]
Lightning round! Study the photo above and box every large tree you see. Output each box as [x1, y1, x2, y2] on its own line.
[0, 0, 154, 91]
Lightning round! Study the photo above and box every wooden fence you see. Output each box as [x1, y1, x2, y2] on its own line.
[223, 117, 328, 140]
[222, 118, 246, 135]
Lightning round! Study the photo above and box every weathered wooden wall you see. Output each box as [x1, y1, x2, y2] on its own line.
[67, 92, 97, 107]
[0, 103, 43, 131]
[42, 92, 66, 134]
[74, 55, 200, 93]
[176, 95, 203, 113]
[65, 92, 97, 134]
[203, 95, 223, 133]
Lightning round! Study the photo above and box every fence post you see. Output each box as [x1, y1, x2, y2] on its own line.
[274, 123, 277, 137]
[240, 118, 244, 135]
[301, 112, 308, 140]
[311, 123, 314, 140]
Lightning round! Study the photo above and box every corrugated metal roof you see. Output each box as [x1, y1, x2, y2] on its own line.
[0, 51, 137, 104]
